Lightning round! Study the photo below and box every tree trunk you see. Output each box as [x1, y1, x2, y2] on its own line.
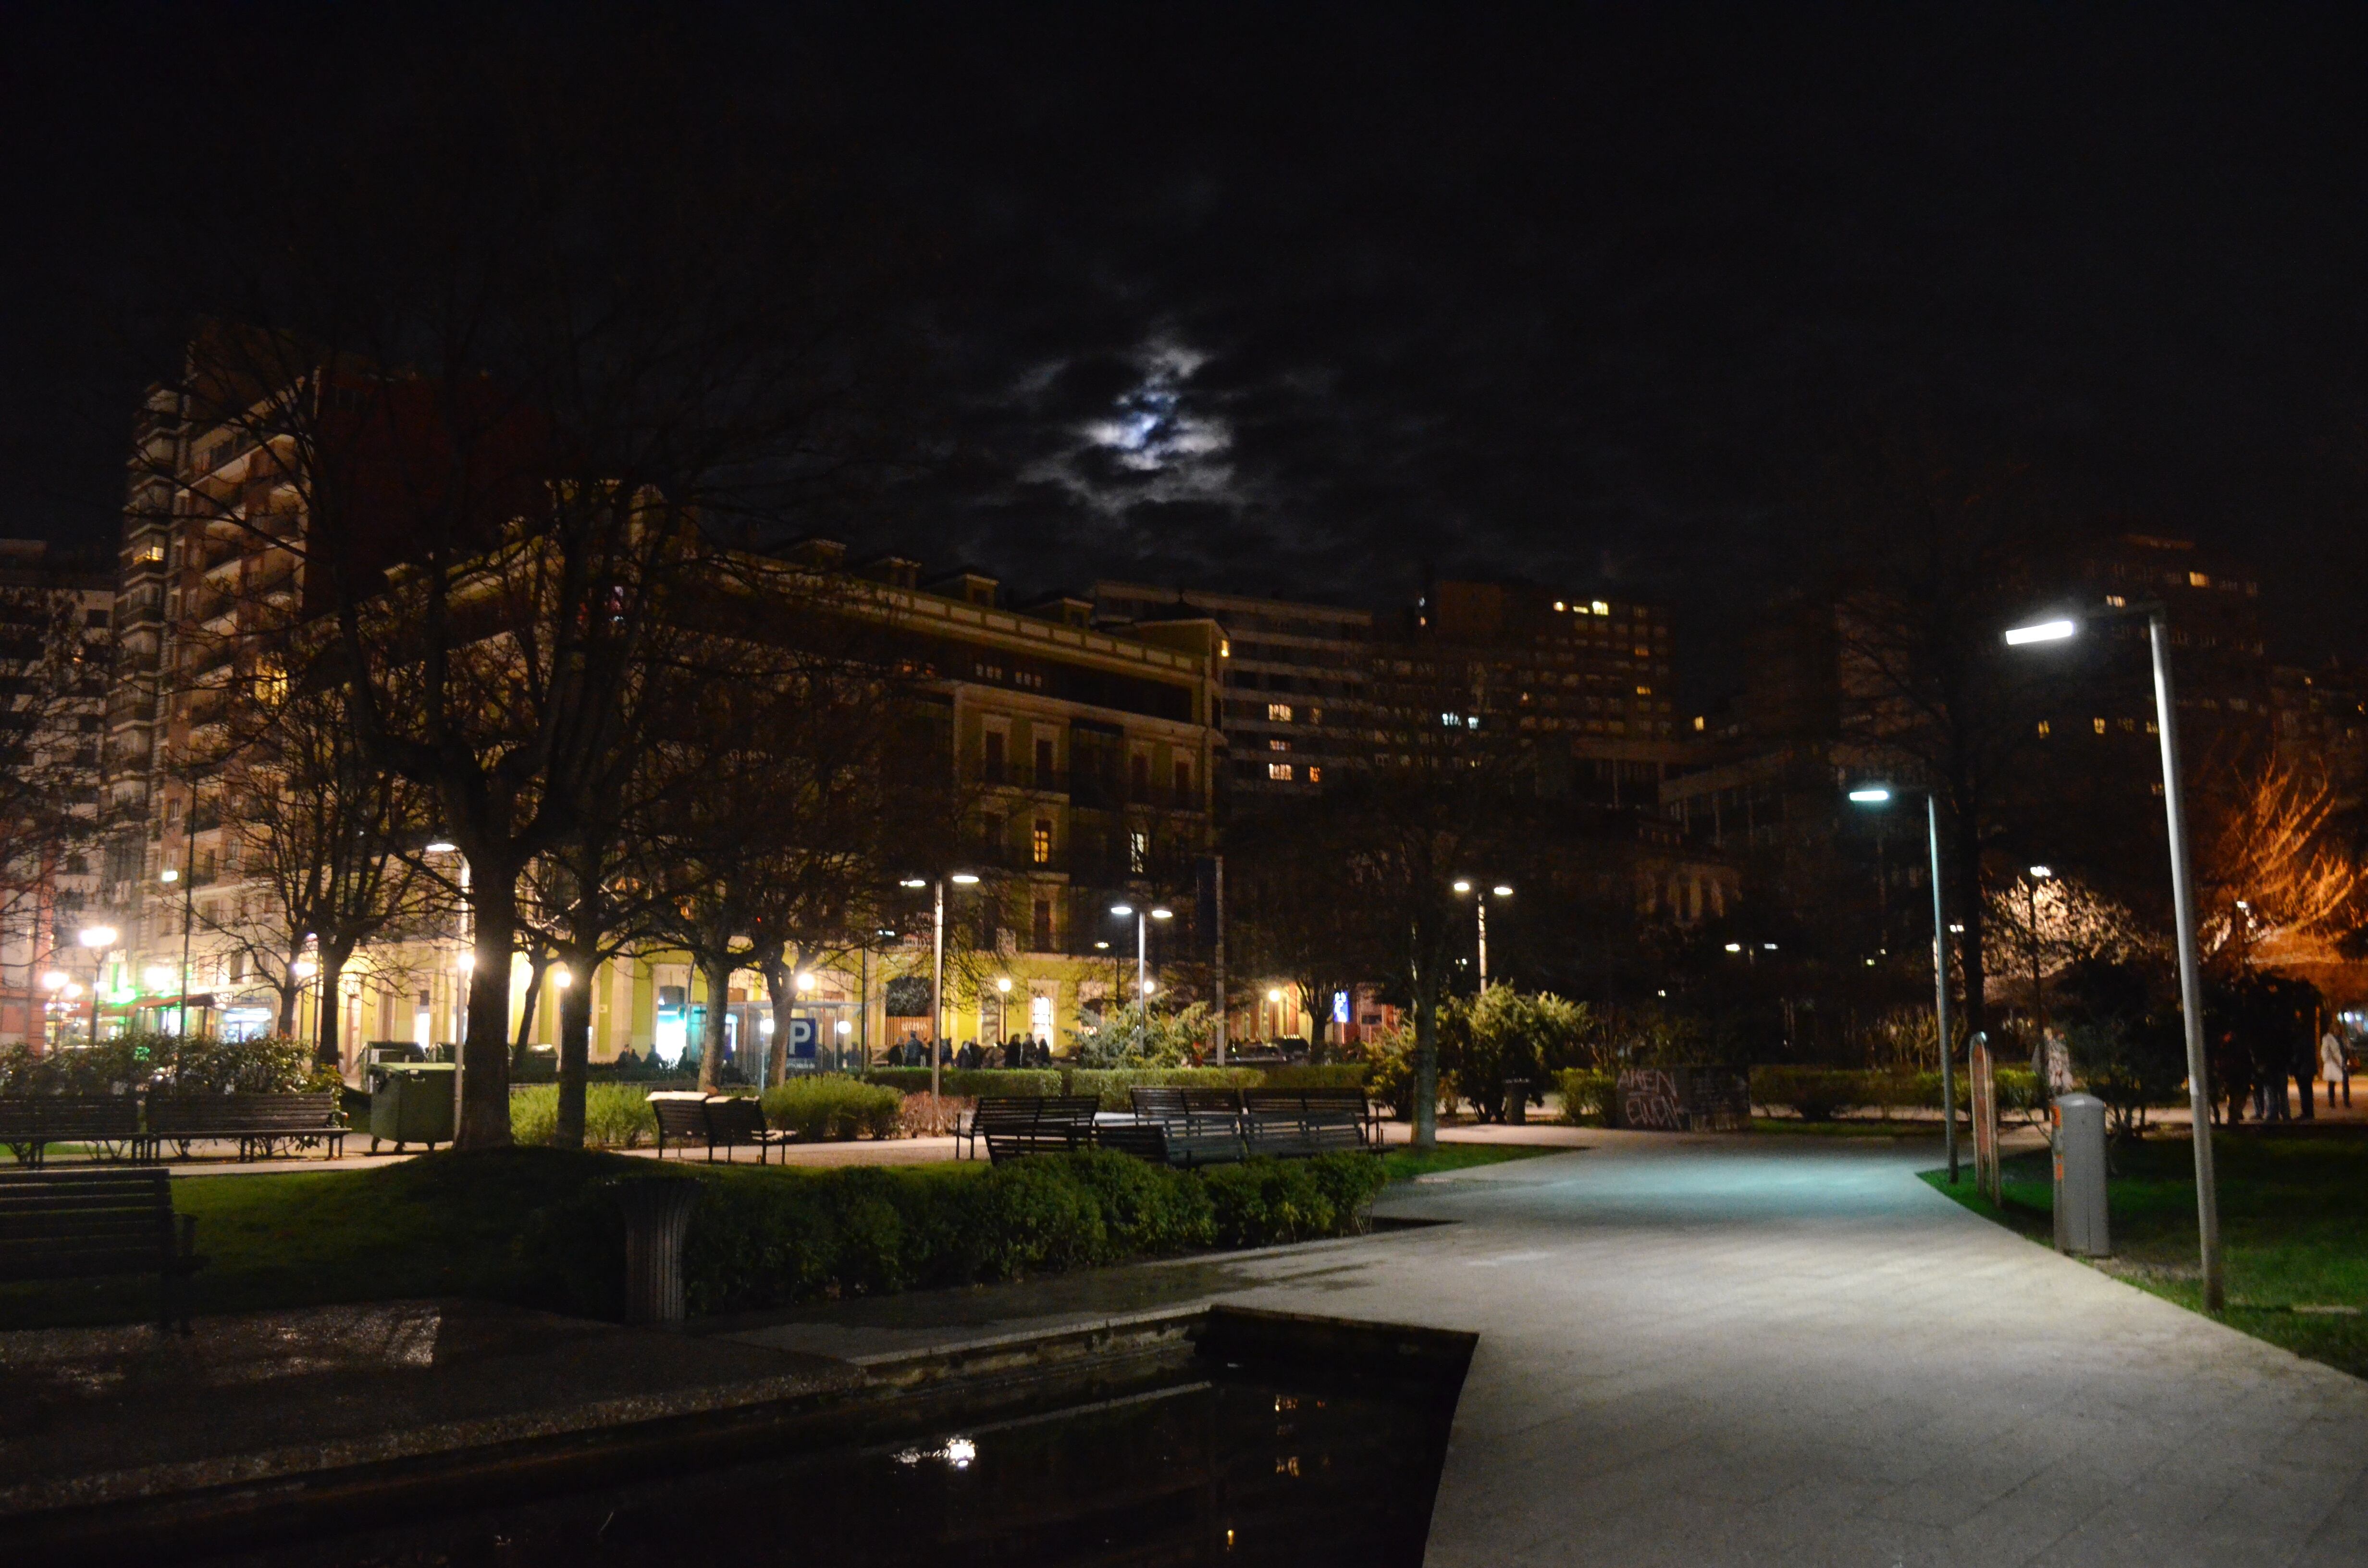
[456, 870, 519, 1150]
[1950, 820, 1988, 1041]
[314, 950, 349, 1072]
[697, 949, 733, 1092]
[554, 945, 593, 1149]
[511, 956, 549, 1066]
[1411, 964, 1441, 1152]
[276, 958, 303, 1041]
[762, 950, 794, 1086]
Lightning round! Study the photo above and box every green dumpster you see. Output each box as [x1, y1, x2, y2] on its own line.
[369, 1063, 457, 1152]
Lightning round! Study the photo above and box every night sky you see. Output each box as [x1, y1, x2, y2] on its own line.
[5, 3, 2365, 700]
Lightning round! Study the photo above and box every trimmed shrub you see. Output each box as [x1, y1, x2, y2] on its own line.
[761, 1076, 902, 1140]
[1554, 1067, 1617, 1125]
[1203, 1152, 1388, 1247]
[0, 1033, 336, 1095]
[509, 1083, 661, 1148]
[1751, 1067, 1869, 1120]
[864, 1067, 1063, 1100]
[517, 1148, 1379, 1321]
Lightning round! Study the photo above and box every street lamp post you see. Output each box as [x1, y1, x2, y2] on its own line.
[1108, 903, 1173, 1008]
[1451, 881, 1514, 992]
[159, 864, 195, 1036]
[1847, 786, 1960, 1184]
[2026, 864, 2054, 1051]
[901, 872, 979, 1121]
[994, 975, 1011, 1046]
[2007, 600, 2222, 1311]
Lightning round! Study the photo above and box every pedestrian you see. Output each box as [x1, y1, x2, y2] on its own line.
[2293, 1030, 2317, 1121]
[1003, 1034, 1023, 1070]
[2325, 1027, 2352, 1110]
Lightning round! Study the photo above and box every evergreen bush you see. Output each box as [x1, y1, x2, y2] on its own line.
[760, 1076, 902, 1140]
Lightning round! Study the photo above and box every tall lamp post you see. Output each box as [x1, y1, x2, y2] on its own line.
[901, 872, 979, 1119]
[158, 863, 195, 1036]
[2007, 600, 2221, 1311]
[1451, 881, 1513, 992]
[2025, 864, 2055, 1051]
[1846, 785, 1959, 1183]
[1108, 903, 1173, 1007]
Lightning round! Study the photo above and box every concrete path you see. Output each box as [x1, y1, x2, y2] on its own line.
[1293, 1135, 2368, 1566]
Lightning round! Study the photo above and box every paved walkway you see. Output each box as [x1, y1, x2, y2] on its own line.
[732, 1131, 2368, 1566]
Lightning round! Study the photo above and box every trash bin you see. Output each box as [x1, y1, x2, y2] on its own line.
[2051, 1091, 2110, 1257]
[370, 1063, 458, 1153]
[1501, 1077, 1529, 1125]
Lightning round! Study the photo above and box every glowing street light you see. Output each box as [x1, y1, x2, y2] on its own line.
[1849, 780, 1960, 1183]
[903, 870, 982, 1113]
[2002, 617, 2078, 646]
[2006, 595, 2220, 1309]
[1453, 880, 1512, 991]
[1109, 903, 1172, 1009]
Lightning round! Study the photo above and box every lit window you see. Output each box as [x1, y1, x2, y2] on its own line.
[1591, 600, 1608, 615]
[1553, 600, 1566, 612]
[1693, 716, 1705, 732]
[1267, 703, 1293, 722]
[1306, 766, 1322, 784]
[1636, 685, 1652, 697]
[1031, 819, 1052, 865]
[2188, 572, 2210, 588]
[1219, 639, 1230, 657]
[1129, 829, 1148, 873]
[1269, 763, 1294, 781]
[1268, 738, 1290, 751]
[2105, 594, 2126, 608]
[1441, 711, 1460, 727]
[2037, 720, 2051, 737]
[2093, 717, 2107, 734]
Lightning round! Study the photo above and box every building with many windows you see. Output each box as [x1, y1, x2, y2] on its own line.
[1093, 581, 1372, 799]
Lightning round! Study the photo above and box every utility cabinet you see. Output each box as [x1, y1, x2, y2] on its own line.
[2051, 1091, 2110, 1257]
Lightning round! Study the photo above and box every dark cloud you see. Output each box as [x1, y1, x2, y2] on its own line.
[5, 3, 2366, 699]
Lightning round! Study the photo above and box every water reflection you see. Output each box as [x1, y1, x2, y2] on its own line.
[213, 1348, 1466, 1568]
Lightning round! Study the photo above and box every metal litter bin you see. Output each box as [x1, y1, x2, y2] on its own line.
[370, 1063, 457, 1152]
[2051, 1091, 2110, 1257]
[1501, 1077, 1529, 1125]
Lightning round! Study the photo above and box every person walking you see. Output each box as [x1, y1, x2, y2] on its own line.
[2323, 1027, 2350, 1111]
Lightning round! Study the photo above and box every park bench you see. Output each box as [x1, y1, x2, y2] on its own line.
[1103, 1087, 1247, 1168]
[0, 1094, 144, 1168]
[142, 1092, 347, 1162]
[0, 1167, 207, 1332]
[648, 1093, 796, 1162]
[1242, 1088, 1379, 1159]
[973, 1095, 1099, 1164]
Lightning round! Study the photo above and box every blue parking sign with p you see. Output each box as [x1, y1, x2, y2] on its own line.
[788, 1017, 818, 1060]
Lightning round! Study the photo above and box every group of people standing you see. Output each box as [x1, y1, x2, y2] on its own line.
[2214, 1023, 2354, 1124]
[883, 1032, 1053, 1069]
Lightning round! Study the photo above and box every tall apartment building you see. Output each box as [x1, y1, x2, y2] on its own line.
[0, 541, 114, 1047]
[1376, 578, 1689, 805]
[1093, 581, 1372, 798]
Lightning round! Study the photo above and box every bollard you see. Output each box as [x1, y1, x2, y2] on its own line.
[2050, 1092, 2111, 1258]
[617, 1178, 700, 1327]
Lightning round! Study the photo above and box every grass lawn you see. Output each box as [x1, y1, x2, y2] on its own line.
[1925, 1125, 2368, 1380]
[0, 1149, 976, 1332]
[1382, 1144, 1561, 1180]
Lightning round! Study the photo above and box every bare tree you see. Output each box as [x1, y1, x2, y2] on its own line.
[0, 576, 109, 956]
[2203, 760, 2364, 967]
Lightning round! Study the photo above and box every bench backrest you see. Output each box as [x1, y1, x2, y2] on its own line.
[648, 1095, 712, 1142]
[0, 1167, 174, 1280]
[706, 1097, 769, 1140]
[973, 1095, 1098, 1132]
[0, 1095, 142, 1139]
[147, 1092, 341, 1134]
[1244, 1088, 1368, 1120]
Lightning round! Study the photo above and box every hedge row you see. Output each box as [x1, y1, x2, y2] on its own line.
[510, 1077, 902, 1147]
[518, 1148, 1392, 1320]
[862, 1063, 1367, 1108]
